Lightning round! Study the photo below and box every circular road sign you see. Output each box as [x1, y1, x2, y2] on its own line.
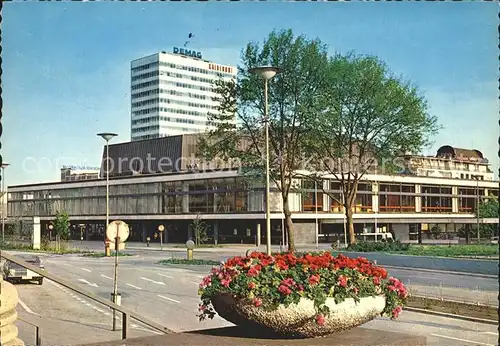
[106, 220, 130, 243]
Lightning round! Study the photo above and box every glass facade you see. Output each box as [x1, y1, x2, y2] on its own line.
[7, 176, 496, 219]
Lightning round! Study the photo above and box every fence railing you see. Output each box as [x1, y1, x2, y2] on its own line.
[17, 317, 42, 346]
[0, 251, 173, 341]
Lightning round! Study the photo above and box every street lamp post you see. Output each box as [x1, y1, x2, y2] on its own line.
[249, 66, 281, 256]
[97, 133, 118, 256]
[314, 180, 319, 249]
[158, 225, 165, 250]
[1, 163, 10, 243]
[475, 176, 480, 243]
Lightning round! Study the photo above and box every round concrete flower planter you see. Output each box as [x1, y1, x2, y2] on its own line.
[211, 292, 386, 338]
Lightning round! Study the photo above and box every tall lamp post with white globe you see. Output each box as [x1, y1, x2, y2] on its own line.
[248, 66, 281, 255]
[1, 162, 10, 243]
[97, 132, 117, 256]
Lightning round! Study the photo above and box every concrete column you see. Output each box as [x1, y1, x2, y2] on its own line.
[182, 182, 189, 213]
[372, 182, 379, 212]
[415, 184, 422, 212]
[213, 222, 219, 245]
[452, 186, 458, 213]
[256, 223, 261, 247]
[0, 275, 25, 346]
[32, 217, 41, 250]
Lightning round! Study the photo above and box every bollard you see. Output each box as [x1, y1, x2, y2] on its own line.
[105, 243, 111, 257]
[186, 239, 195, 261]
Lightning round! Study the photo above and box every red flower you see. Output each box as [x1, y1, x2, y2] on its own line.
[253, 298, 263, 307]
[278, 284, 292, 295]
[247, 266, 260, 277]
[373, 276, 381, 286]
[248, 282, 256, 290]
[315, 314, 326, 325]
[308, 274, 320, 286]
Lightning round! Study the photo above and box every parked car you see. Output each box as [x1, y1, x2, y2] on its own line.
[2, 254, 45, 285]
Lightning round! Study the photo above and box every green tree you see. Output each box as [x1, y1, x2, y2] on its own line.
[189, 214, 209, 248]
[305, 53, 440, 245]
[477, 196, 499, 239]
[53, 210, 70, 250]
[198, 29, 330, 252]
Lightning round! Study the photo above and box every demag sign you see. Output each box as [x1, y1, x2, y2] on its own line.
[173, 47, 202, 59]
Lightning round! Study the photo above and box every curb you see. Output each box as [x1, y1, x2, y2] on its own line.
[405, 306, 498, 326]
[379, 265, 498, 279]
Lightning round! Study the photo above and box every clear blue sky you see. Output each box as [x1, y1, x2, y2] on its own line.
[2, 2, 498, 186]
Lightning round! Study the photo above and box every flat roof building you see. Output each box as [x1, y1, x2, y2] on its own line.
[7, 135, 499, 246]
[130, 48, 237, 141]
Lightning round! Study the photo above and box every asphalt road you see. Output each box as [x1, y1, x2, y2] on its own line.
[11, 253, 499, 346]
[67, 240, 500, 276]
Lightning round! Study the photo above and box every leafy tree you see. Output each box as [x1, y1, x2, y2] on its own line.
[189, 214, 209, 248]
[53, 210, 70, 250]
[305, 53, 440, 244]
[198, 29, 330, 252]
[477, 196, 499, 239]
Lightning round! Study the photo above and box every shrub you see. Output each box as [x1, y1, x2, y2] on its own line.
[197, 252, 408, 324]
[343, 240, 410, 252]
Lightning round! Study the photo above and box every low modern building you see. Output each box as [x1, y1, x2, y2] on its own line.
[60, 166, 100, 182]
[7, 135, 499, 245]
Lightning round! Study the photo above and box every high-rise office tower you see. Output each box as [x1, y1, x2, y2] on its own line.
[130, 48, 237, 141]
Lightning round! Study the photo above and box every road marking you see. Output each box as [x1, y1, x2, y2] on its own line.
[157, 294, 180, 304]
[158, 273, 173, 279]
[482, 332, 498, 336]
[80, 268, 92, 272]
[18, 298, 38, 315]
[78, 278, 99, 287]
[101, 274, 113, 280]
[430, 334, 495, 346]
[126, 283, 142, 290]
[140, 277, 165, 286]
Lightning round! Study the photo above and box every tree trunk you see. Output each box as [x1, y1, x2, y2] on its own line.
[345, 206, 356, 245]
[282, 195, 295, 252]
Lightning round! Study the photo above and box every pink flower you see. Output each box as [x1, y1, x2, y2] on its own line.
[373, 276, 381, 286]
[392, 306, 403, 319]
[315, 314, 326, 326]
[282, 278, 296, 287]
[387, 285, 396, 292]
[308, 274, 320, 286]
[278, 284, 292, 295]
[253, 298, 262, 307]
[221, 278, 232, 287]
[198, 304, 207, 312]
[337, 275, 348, 288]
[248, 282, 256, 290]
[199, 275, 212, 289]
[352, 287, 359, 295]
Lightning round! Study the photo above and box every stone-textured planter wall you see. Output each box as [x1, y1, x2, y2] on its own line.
[212, 292, 386, 338]
[0, 275, 25, 346]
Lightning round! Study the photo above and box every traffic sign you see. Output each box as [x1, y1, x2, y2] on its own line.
[106, 220, 130, 243]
